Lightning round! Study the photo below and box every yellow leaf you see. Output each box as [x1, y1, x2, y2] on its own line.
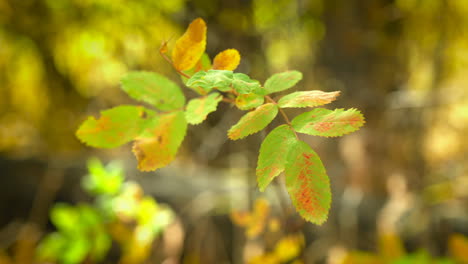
[378, 232, 405, 261]
[229, 198, 270, 238]
[172, 18, 207, 71]
[449, 233, 468, 263]
[273, 234, 304, 262]
[212, 49, 241, 70]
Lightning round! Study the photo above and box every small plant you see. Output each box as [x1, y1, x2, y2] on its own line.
[76, 18, 365, 225]
[36, 159, 173, 264]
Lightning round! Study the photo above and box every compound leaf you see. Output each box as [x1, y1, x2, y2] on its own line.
[285, 141, 331, 225]
[185, 93, 222, 125]
[291, 108, 365, 137]
[212, 49, 241, 71]
[172, 18, 207, 71]
[186, 70, 233, 93]
[121, 71, 185, 111]
[76, 105, 150, 148]
[228, 103, 278, 140]
[264, 71, 303, 94]
[256, 125, 297, 191]
[278, 91, 340, 108]
[232, 73, 263, 94]
[132, 111, 187, 171]
[235, 93, 264, 110]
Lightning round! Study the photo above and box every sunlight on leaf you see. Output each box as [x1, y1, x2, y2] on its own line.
[278, 91, 340, 108]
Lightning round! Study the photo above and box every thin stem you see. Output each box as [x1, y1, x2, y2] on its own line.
[265, 95, 299, 139]
[159, 44, 191, 79]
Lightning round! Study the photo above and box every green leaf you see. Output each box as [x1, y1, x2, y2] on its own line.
[76, 105, 151, 148]
[82, 158, 124, 195]
[231, 73, 263, 94]
[186, 70, 233, 93]
[121, 71, 185, 111]
[285, 141, 331, 225]
[182, 53, 212, 85]
[256, 125, 297, 191]
[51, 203, 80, 233]
[264, 70, 303, 94]
[132, 111, 187, 171]
[235, 93, 265, 110]
[185, 92, 222, 125]
[291, 108, 365, 137]
[37, 233, 66, 262]
[278, 91, 340, 108]
[228, 103, 278, 140]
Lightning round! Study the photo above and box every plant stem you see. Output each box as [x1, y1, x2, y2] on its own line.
[159, 45, 191, 79]
[265, 95, 299, 139]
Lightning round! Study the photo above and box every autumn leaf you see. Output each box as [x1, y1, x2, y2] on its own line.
[449, 233, 468, 263]
[256, 125, 297, 192]
[264, 71, 302, 94]
[278, 91, 340, 108]
[285, 141, 331, 224]
[132, 111, 187, 171]
[228, 103, 278, 140]
[212, 49, 241, 71]
[172, 18, 207, 71]
[121, 71, 185, 111]
[235, 93, 264, 110]
[230, 198, 270, 238]
[185, 93, 222, 125]
[291, 108, 365, 137]
[76, 105, 152, 148]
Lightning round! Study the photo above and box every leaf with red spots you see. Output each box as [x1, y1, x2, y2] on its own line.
[227, 103, 278, 140]
[121, 71, 185, 111]
[264, 71, 303, 94]
[256, 125, 297, 191]
[285, 141, 331, 224]
[76, 105, 152, 148]
[185, 93, 222, 125]
[291, 108, 364, 137]
[278, 91, 340, 108]
[132, 111, 187, 171]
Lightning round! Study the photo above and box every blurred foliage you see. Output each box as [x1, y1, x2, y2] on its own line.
[35, 158, 174, 264]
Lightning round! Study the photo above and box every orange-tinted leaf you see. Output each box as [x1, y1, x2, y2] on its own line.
[278, 91, 340, 108]
[172, 18, 207, 71]
[212, 49, 241, 71]
[291, 108, 365, 137]
[449, 233, 468, 263]
[230, 198, 270, 238]
[132, 111, 187, 171]
[285, 141, 331, 224]
[228, 103, 278, 140]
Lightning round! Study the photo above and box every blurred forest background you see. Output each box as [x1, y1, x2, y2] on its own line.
[1, 0, 468, 263]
